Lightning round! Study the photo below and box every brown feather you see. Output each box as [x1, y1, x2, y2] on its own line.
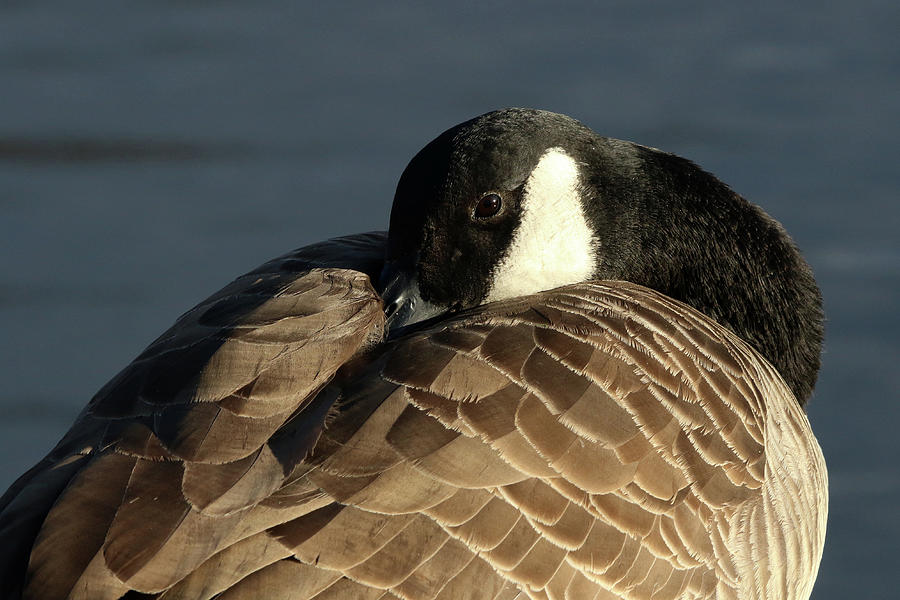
[1, 237, 827, 600]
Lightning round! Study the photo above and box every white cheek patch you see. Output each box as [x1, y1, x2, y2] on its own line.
[486, 147, 597, 303]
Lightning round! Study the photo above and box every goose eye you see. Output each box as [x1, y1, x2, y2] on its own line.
[474, 193, 502, 219]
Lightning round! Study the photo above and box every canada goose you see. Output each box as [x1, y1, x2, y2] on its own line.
[0, 108, 827, 600]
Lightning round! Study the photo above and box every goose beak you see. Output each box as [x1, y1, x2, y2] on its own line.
[378, 261, 447, 337]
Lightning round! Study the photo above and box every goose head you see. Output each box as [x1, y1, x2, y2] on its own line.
[379, 108, 823, 405]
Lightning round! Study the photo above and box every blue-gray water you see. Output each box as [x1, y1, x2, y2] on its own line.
[1, 2, 897, 598]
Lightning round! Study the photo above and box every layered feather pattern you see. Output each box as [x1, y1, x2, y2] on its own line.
[0, 233, 826, 600]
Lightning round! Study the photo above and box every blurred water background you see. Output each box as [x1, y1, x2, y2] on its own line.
[1, 2, 897, 597]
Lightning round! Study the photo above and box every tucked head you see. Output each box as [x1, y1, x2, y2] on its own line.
[379, 108, 823, 405]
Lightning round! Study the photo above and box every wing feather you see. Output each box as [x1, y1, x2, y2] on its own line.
[2, 233, 388, 598]
[3, 247, 826, 600]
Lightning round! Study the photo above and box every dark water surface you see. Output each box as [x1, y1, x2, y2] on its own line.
[1, 2, 897, 597]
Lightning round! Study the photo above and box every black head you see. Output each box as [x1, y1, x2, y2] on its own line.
[379, 108, 824, 405]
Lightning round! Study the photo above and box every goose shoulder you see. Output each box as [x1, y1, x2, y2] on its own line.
[0, 232, 387, 600]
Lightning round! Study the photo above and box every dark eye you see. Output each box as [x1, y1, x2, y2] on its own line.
[474, 193, 502, 219]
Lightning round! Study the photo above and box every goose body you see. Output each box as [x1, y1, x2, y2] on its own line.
[0, 109, 827, 599]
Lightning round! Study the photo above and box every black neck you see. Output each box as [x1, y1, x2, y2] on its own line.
[586, 144, 823, 405]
